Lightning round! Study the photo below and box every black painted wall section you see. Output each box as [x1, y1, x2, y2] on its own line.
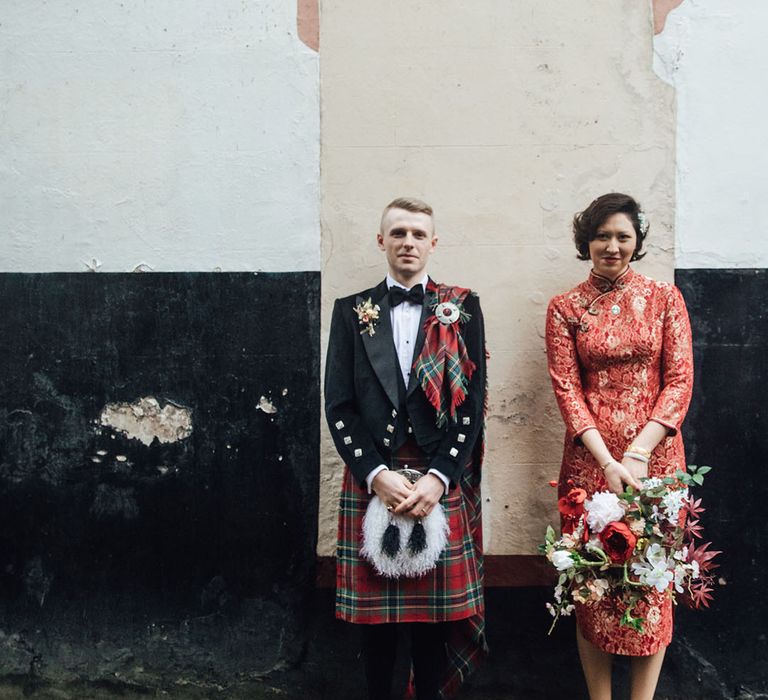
[0, 272, 320, 690]
[673, 269, 768, 697]
[1, 268, 766, 699]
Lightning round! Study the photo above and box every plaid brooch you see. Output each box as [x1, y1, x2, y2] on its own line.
[412, 281, 476, 427]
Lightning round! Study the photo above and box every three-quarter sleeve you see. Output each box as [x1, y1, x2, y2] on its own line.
[649, 285, 694, 434]
[545, 300, 597, 442]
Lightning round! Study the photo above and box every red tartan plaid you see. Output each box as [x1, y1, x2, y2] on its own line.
[412, 281, 476, 427]
[336, 441, 486, 698]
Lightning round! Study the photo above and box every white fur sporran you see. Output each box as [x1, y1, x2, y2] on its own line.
[360, 495, 450, 579]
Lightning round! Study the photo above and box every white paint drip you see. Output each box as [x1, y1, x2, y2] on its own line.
[100, 397, 192, 446]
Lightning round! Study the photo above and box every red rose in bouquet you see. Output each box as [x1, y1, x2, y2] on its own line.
[599, 521, 637, 563]
[558, 487, 587, 534]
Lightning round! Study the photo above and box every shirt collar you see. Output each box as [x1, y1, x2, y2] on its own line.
[386, 273, 429, 291]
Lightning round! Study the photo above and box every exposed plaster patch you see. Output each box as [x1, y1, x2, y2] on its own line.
[653, 0, 685, 35]
[257, 396, 278, 414]
[132, 262, 154, 272]
[297, 0, 319, 51]
[100, 397, 192, 446]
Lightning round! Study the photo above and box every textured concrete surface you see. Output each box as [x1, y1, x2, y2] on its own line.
[319, 0, 676, 558]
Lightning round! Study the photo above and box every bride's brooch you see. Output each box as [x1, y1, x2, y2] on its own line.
[354, 298, 381, 336]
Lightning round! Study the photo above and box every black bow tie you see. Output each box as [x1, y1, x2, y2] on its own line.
[388, 284, 425, 307]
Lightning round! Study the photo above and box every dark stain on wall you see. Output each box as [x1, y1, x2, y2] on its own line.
[0, 272, 320, 691]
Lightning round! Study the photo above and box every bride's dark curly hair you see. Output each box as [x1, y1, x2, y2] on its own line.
[573, 193, 648, 261]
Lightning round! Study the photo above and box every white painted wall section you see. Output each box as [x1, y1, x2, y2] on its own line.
[1, 2, 319, 272]
[654, 0, 768, 268]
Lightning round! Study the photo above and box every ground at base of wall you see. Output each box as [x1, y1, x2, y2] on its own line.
[1, 587, 757, 700]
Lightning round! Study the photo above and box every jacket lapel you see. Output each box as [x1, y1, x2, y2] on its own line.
[359, 280, 400, 409]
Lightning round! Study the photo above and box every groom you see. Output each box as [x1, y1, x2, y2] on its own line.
[325, 197, 487, 699]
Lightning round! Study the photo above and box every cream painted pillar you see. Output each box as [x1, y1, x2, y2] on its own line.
[319, 0, 675, 557]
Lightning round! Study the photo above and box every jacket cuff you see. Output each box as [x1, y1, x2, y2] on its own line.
[427, 468, 450, 494]
[365, 465, 389, 494]
[426, 455, 462, 488]
[351, 451, 389, 487]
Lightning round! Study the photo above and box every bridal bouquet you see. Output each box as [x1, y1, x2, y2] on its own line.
[540, 465, 720, 633]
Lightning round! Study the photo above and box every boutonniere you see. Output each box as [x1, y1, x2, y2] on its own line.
[433, 300, 470, 326]
[354, 297, 381, 336]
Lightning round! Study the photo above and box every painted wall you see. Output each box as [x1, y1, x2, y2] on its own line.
[0, 272, 321, 689]
[1, 1, 320, 272]
[319, 0, 676, 557]
[1, 0, 766, 696]
[654, 0, 768, 268]
[0, 1, 323, 692]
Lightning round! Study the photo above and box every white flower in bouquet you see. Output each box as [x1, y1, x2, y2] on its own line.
[674, 564, 687, 593]
[550, 550, 575, 571]
[633, 563, 674, 593]
[661, 487, 689, 524]
[629, 517, 646, 535]
[642, 477, 664, 489]
[585, 491, 625, 533]
[587, 578, 610, 601]
[645, 542, 668, 567]
[632, 543, 675, 593]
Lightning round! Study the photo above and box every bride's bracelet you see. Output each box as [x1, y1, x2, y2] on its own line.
[623, 451, 649, 464]
[600, 458, 619, 471]
[626, 443, 652, 460]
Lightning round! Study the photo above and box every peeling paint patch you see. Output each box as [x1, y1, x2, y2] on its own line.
[297, 0, 319, 51]
[100, 397, 192, 446]
[257, 396, 278, 414]
[653, 0, 684, 35]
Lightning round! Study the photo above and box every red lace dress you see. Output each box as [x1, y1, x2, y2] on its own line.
[545, 267, 693, 656]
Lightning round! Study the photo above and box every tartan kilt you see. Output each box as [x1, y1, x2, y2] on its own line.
[336, 440, 487, 697]
[336, 442, 483, 623]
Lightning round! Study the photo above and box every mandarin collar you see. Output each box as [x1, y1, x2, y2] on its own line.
[587, 266, 634, 293]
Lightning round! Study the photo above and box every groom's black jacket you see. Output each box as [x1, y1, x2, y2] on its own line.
[325, 278, 486, 487]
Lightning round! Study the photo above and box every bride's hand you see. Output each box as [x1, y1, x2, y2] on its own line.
[622, 455, 649, 484]
[603, 460, 642, 495]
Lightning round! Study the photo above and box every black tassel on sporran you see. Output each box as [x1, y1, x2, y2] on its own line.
[381, 522, 401, 558]
[407, 520, 427, 554]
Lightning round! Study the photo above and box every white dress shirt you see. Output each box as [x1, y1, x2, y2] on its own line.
[365, 274, 449, 494]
